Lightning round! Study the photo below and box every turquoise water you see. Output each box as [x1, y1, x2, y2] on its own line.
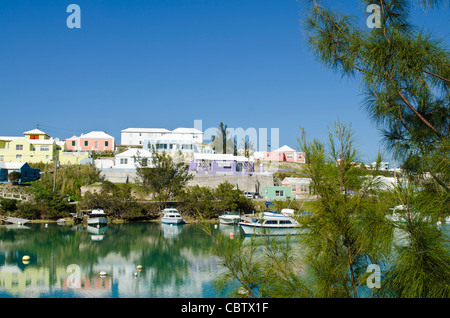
[0, 222, 232, 298]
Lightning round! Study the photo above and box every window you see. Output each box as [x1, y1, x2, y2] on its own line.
[105, 141, 109, 147]
[275, 190, 284, 197]
[72, 141, 76, 146]
[0, 156, 3, 161]
[279, 220, 292, 225]
[94, 141, 98, 149]
[16, 155, 22, 159]
[265, 220, 278, 225]
[120, 158, 128, 165]
[292, 185, 296, 192]
[286, 154, 293, 159]
[40, 146, 49, 151]
[84, 140, 88, 147]
[301, 186, 308, 193]
[16, 144, 23, 151]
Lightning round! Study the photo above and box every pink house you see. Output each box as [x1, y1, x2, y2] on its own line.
[261, 145, 305, 163]
[65, 131, 115, 152]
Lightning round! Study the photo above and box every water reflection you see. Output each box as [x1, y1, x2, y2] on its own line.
[0, 222, 218, 298]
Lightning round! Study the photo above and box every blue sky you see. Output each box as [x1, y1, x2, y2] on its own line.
[0, 0, 448, 164]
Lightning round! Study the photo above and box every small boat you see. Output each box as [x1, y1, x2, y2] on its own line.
[57, 218, 66, 224]
[161, 208, 186, 224]
[219, 211, 241, 225]
[87, 208, 108, 226]
[239, 211, 301, 236]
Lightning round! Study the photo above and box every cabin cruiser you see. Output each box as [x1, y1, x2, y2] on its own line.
[161, 208, 186, 224]
[239, 211, 301, 236]
[87, 208, 108, 226]
[219, 211, 241, 225]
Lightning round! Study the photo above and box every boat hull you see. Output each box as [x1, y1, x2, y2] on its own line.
[87, 217, 108, 226]
[161, 217, 184, 224]
[239, 222, 301, 236]
[219, 216, 241, 225]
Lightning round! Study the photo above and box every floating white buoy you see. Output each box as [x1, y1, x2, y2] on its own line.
[214, 224, 218, 229]
[134, 272, 138, 278]
[45, 224, 48, 228]
[22, 255, 31, 262]
[136, 265, 143, 271]
[100, 271, 107, 277]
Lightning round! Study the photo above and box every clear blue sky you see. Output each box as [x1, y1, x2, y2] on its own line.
[0, 0, 448, 164]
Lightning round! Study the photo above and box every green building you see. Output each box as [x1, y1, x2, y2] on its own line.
[261, 186, 292, 200]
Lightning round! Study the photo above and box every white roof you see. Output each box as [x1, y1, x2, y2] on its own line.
[193, 153, 253, 162]
[282, 177, 311, 185]
[116, 148, 153, 158]
[121, 128, 170, 133]
[153, 133, 197, 142]
[23, 129, 48, 135]
[172, 127, 202, 134]
[0, 162, 27, 169]
[79, 131, 115, 139]
[0, 136, 20, 141]
[274, 145, 296, 152]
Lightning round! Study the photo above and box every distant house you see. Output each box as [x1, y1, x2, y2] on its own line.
[0, 162, 40, 183]
[281, 177, 311, 198]
[114, 148, 153, 170]
[189, 153, 254, 175]
[0, 129, 62, 164]
[261, 186, 292, 200]
[65, 131, 115, 152]
[255, 145, 305, 163]
[120, 128, 171, 146]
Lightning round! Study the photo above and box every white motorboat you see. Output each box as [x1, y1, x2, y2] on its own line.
[161, 208, 186, 224]
[239, 212, 301, 236]
[87, 208, 108, 226]
[219, 211, 241, 225]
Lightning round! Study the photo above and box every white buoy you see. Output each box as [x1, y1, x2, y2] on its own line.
[230, 232, 235, 239]
[22, 255, 31, 261]
[136, 265, 143, 271]
[45, 224, 48, 228]
[214, 224, 218, 229]
[100, 271, 107, 277]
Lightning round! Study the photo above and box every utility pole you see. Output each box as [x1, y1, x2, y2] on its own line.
[53, 155, 58, 192]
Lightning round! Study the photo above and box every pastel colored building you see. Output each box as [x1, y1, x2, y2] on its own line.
[261, 186, 292, 200]
[0, 129, 90, 165]
[189, 153, 254, 175]
[65, 131, 115, 152]
[281, 177, 312, 198]
[0, 129, 61, 164]
[0, 162, 40, 183]
[255, 145, 305, 163]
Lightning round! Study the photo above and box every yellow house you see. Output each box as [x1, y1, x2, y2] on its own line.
[0, 129, 89, 165]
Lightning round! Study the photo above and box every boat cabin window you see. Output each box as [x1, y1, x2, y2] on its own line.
[279, 220, 292, 224]
[264, 220, 278, 225]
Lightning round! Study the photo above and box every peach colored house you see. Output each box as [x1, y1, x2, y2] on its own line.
[65, 131, 115, 152]
[260, 145, 305, 163]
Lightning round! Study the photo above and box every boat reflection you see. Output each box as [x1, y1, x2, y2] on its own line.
[87, 225, 108, 241]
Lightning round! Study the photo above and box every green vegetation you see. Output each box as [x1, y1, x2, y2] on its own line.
[178, 182, 254, 218]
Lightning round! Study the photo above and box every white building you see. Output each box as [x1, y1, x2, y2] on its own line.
[114, 148, 153, 170]
[120, 128, 171, 146]
[370, 161, 389, 171]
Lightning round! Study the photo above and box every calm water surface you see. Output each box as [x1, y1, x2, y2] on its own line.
[1, 221, 448, 298]
[0, 222, 240, 298]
